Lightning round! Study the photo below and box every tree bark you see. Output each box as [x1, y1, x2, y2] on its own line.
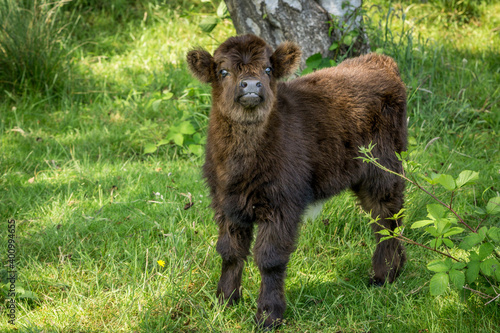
[224, 0, 369, 68]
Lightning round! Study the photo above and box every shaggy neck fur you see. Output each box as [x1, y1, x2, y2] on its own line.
[209, 96, 278, 160]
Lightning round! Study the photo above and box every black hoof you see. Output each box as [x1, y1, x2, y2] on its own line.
[255, 315, 283, 331]
[369, 277, 385, 286]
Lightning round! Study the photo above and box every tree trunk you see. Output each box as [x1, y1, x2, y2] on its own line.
[224, 0, 369, 68]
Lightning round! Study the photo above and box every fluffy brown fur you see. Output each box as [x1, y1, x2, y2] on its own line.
[187, 34, 407, 329]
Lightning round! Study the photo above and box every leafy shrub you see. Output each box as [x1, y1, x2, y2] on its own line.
[143, 86, 208, 157]
[360, 144, 500, 304]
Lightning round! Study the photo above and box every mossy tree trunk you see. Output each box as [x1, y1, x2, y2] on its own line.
[224, 0, 370, 68]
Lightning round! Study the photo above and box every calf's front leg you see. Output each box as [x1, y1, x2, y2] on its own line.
[216, 217, 253, 305]
[253, 215, 299, 329]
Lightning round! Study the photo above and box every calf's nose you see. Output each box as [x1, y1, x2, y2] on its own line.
[238, 79, 263, 108]
[240, 80, 262, 94]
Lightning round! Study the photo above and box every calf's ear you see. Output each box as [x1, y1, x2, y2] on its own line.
[270, 42, 301, 79]
[186, 49, 216, 83]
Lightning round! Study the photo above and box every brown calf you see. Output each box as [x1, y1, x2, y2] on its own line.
[187, 34, 407, 329]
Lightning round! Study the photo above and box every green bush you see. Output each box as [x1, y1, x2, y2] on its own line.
[360, 144, 500, 303]
[0, 0, 74, 96]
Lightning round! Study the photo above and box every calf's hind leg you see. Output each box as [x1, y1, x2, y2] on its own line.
[353, 173, 406, 285]
[215, 217, 253, 305]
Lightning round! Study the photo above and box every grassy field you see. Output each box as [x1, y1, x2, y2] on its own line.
[0, 0, 499, 332]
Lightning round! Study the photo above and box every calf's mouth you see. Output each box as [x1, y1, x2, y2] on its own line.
[238, 92, 263, 109]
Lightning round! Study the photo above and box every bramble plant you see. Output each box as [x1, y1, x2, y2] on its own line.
[359, 143, 500, 303]
[144, 87, 207, 156]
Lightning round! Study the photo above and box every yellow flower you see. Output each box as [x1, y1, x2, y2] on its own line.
[157, 260, 165, 267]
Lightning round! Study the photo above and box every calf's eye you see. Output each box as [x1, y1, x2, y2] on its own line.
[265, 67, 272, 75]
[219, 69, 229, 78]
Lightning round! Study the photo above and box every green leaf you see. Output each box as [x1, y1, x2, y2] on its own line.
[188, 144, 203, 156]
[394, 226, 404, 235]
[349, 30, 360, 37]
[442, 238, 454, 248]
[390, 208, 405, 221]
[305, 53, 323, 68]
[478, 226, 488, 238]
[455, 170, 479, 188]
[177, 121, 196, 135]
[448, 269, 465, 289]
[396, 151, 408, 160]
[199, 16, 219, 33]
[425, 226, 439, 237]
[487, 227, 500, 242]
[168, 132, 184, 146]
[411, 220, 434, 229]
[427, 259, 452, 273]
[193, 133, 207, 145]
[163, 92, 174, 100]
[478, 242, 494, 260]
[301, 67, 313, 75]
[452, 262, 466, 270]
[466, 260, 480, 283]
[318, 58, 332, 70]
[433, 174, 456, 191]
[157, 139, 170, 146]
[459, 233, 483, 250]
[152, 99, 162, 112]
[474, 207, 487, 215]
[343, 35, 353, 45]
[420, 172, 439, 185]
[436, 218, 451, 234]
[377, 229, 391, 236]
[430, 238, 442, 248]
[480, 258, 499, 276]
[486, 196, 500, 215]
[427, 204, 446, 220]
[430, 272, 449, 296]
[216, 1, 228, 18]
[329, 41, 339, 51]
[469, 251, 480, 261]
[144, 143, 157, 154]
[443, 227, 464, 237]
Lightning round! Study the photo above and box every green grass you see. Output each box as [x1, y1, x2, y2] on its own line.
[0, 0, 74, 95]
[1, 0, 499, 331]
